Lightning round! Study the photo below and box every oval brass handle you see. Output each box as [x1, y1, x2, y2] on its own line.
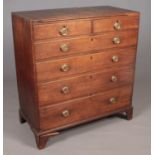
[61, 86, 70, 94]
[62, 110, 70, 117]
[111, 75, 118, 82]
[112, 55, 119, 62]
[59, 26, 68, 36]
[60, 64, 70, 72]
[114, 21, 121, 30]
[113, 37, 121, 44]
[109, 97, 117, 104]
[60, 44, 69, 52]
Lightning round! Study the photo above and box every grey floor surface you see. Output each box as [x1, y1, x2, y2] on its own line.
[4, 79, 150, 155]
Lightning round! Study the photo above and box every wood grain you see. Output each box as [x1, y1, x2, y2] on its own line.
[39, 85, 132, 130]
[94, 16, 139, 33]
[38, 66, 134, 106]
[12, 15, 40, 130]
[36, 47, 136, 82]
[12, 6, 140, 149]
[33, 19, 91, 40]
[12, 6, 139, 22]
[34, 29, 138, 60]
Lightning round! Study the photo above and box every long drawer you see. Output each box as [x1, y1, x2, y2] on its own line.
[34, 29, 138, 60]
[38, 66, 134, 106]
[39, 85, 132, 130]
[35, 47, 136, 82]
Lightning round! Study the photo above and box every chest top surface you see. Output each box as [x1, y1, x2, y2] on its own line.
[12, 6, 139, 22]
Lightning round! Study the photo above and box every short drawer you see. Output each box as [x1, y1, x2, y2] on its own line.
[39, 85, 132, 130]
[33, 20, 91, 40]
[94, 16, 139, 33]
[34, 29, 138, 60]
[35, 47, 136, 82]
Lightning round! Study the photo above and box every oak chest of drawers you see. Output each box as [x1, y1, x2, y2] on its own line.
[12, 6, 140, 149]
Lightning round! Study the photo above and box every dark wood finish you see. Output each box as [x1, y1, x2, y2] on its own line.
[39, 85, 132, 130]
[116, 106, 133, 120]
[12, 6, 139, 22]
[126, 106, 133, 120]
[34, 30, 138, 60]
[12, 15, 40, 130]
[34, 132, 59, 149]
[12, 6, 139, 149]
[33, 19, 91, 40]
[94, 16, 139, 33]
[38, 66, 134, 106]
[36, 47, 136, 82]
[34, 134, 49, 149]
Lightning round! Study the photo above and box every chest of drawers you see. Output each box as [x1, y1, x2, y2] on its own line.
[12, 6, 140, 149]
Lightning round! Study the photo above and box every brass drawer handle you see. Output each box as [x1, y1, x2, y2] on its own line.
[60, 44, 69, 52]
[111, 75, 118, 82]
[112, 55, 119, 62]
[59, 26, 68, 36]
[60, 64, 70, 72]
[62, 110, 70, 117]
[61, 86, 70, 94]
[114, 21, 121, 30]
[113, 37, 121, 44]
[109, 97, 117, 104]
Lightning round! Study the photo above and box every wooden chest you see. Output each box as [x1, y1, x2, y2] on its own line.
[12, 6, 140, 149]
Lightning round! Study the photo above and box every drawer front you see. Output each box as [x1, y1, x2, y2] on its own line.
[34, 29, 138, 60]
[38, 67, 134, 106]
[39, 85, 132, 130]
[94, 16, 139, 33]
[33, 20, 91, 40]
[36, 47, 136, 82]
